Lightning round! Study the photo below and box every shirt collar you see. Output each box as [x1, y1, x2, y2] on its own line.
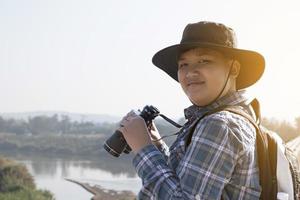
[184, 90, 252, 122]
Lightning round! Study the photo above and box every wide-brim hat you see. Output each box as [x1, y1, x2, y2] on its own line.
[152, 21, 265, 89]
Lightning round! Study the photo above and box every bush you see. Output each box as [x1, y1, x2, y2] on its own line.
[0, 188, 54, 200]
[0, 156, 54, 200]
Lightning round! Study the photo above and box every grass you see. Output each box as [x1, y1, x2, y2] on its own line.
[0, 156, 55, 200]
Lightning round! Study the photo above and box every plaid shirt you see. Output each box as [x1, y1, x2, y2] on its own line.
[133, 90, 261, 200]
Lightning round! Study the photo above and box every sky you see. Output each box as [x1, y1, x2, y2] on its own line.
[1, 0, 300, 122]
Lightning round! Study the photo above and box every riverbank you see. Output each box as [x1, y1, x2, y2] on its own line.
[0, 133, 106, 156]
[0, 155, 54, 200]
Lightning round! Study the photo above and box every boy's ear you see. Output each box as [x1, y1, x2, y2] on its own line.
[230, 60, 241, 78]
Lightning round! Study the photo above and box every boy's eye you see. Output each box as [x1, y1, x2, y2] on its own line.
[178, 59, 212, 69]
[178, 63, 188, 69]
[198, 59, 211, 64]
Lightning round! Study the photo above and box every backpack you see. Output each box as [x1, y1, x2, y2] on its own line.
[185, 98, 300, 200]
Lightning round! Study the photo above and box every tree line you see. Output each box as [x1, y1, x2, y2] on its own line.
[0, 114, 178, 139]
[0, 115, 117, 135]
[0, 114, 300, 142]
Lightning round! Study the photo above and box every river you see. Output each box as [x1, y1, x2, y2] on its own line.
[1, 152, 142, 200]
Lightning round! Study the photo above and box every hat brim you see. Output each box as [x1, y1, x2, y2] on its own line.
[152, 42, 265, 89]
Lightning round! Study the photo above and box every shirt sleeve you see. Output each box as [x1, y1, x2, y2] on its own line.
[132, 113, 244, 200]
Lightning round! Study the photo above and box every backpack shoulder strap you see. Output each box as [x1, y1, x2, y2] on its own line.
[250, 98, 262, 124]
[221, 106, 278, 200]
[185, 105, 278, 200]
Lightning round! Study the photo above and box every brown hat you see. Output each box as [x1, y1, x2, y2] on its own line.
[152, 21, 265, 89]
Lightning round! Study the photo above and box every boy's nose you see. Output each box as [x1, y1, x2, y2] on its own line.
[185, 63, 200, 78]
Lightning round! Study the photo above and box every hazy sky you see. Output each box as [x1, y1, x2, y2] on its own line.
[1, 0, 300, 121]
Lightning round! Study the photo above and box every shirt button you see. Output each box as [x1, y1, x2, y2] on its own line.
[195, 194, 200, 200]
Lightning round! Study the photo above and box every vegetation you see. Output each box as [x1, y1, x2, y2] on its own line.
[0, 114, 299, 157]
[0, 114, 178, 138]
[261, 117, 300, 142]
[0, 115, 117, 135]
[0, 134, 104, 156]
[0, 156, 54, 200]
[0, 114, 179, 156]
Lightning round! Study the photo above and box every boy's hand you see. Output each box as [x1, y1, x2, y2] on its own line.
[118, 110, 152, 154]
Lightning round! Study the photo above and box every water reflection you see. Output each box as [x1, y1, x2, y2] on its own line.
[3, 151, 137, 176]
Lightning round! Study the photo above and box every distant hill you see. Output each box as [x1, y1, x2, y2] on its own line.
[0, 111, 121, 124]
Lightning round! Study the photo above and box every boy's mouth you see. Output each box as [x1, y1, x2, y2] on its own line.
[187, 81, 205, 87]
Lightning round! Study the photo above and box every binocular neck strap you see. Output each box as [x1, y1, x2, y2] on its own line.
[159, 114, 183, 128]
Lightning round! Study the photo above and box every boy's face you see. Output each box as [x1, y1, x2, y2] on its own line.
[177, 47, 231, 106]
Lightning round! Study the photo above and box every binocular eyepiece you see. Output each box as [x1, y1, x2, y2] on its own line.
[103, 105, 160, 157]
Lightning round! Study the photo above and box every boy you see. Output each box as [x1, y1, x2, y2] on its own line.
[119, 21, 265, 199]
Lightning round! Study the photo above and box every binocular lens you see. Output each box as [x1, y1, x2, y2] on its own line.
[103, 130, 127, 157]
